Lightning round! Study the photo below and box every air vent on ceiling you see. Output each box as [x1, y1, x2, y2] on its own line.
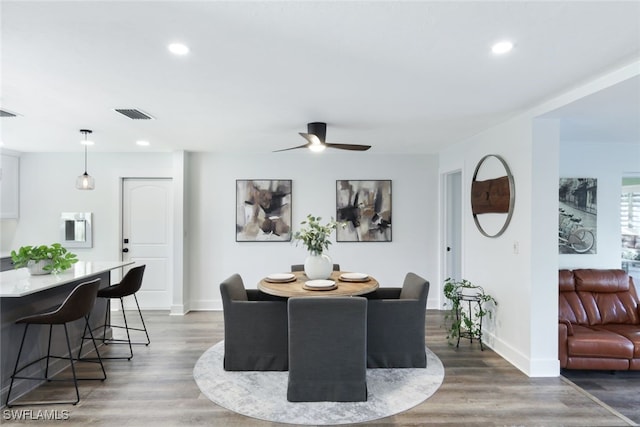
[0, 109, 18, 118]
[114, 108, 154, 120]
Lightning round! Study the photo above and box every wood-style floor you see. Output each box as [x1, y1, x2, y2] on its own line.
[3, 310, 636, 426]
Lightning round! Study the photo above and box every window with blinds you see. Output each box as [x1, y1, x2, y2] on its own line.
[621, 192, 640, 232]
[621, 191, 640, 262]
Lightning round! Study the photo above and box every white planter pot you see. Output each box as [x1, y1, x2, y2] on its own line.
[304, 253, 333, 280]
[27, 259, 53, 275]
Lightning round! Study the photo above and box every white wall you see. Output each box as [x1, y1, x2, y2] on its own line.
[439, 114, 546, 375]
[3, 149, 440, 313]
[1, 152, 174, 281]
[559, 141, 640, 269]
[437, 62, 639, 377]
[187, 151, 440, 311]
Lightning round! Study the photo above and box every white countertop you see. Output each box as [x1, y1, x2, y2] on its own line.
[0, 261, 134, 298]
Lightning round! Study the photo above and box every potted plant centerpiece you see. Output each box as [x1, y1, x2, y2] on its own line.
[10, 243, 78, 275]
[293, 214, 337, 280]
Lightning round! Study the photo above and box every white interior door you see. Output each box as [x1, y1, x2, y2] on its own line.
[445, 171, 462, 282]
[122, 178, 173, 310]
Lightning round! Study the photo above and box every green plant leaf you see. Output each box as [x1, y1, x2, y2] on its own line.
[10, 243, 78, 273]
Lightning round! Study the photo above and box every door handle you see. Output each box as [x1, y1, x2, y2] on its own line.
[122, 248, 129, 253]
[446, 246, 451, 252]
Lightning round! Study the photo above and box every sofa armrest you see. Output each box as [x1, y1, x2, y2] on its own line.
[559, 318, 574, 336]
[558, 320, 569, 369]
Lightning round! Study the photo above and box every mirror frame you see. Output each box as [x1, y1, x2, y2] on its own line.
[60, 212, 93, 248]
[471, 154, 515, 238]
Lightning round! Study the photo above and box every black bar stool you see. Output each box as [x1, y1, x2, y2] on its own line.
[5, 279, 106, 407]
[80, 265, 149, 360]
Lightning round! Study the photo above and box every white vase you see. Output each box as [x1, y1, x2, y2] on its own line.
[304, 252, 333, 280]
[27, 259, 53, 275]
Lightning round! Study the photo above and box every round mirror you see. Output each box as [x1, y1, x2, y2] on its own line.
[471, 154, 515, 238]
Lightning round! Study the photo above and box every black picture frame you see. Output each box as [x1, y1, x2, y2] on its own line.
[336, 180, 392, 242]
[236, 179, 292, 242]
[558, 177, 597, 254]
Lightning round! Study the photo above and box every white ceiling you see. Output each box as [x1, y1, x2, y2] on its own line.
[1, 1, 639, 154]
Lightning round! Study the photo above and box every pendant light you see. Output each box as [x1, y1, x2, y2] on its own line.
[76, 129, 95, 190]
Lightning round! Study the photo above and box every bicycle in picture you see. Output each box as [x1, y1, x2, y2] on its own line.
[558, 208, 595, 253]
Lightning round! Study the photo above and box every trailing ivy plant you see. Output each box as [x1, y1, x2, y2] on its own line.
[443, 278, 497, 346]
[10, 243, 78, 274]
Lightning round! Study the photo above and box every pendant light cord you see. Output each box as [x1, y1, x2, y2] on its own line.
[81, 129, 91, 174]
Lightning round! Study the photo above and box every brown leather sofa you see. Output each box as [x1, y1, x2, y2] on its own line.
[559, 269, 640, 370]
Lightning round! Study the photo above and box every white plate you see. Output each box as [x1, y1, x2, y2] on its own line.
[266, 273, 295, 281]
[304, 279, 336, 288]
[340, 272, 369, 280]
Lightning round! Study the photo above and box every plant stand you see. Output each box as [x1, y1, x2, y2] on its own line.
[455, 294, 485, 351]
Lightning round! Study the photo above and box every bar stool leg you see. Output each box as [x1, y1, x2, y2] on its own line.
[133, 294, 151, 345]
[78, 321, 88, 359]
[102, 300, 109, 344]
[44, 324, 54, 379]
[62, 324, 81, 405]
[120, 297, 134, 360]
[6, 324, 30, 407]
[84, 315, 107, 379]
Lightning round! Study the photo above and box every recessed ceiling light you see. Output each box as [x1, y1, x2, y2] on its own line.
[168, 43, 189, 55]
[491, 40, 514, 55]
[136, 140, 150, 147]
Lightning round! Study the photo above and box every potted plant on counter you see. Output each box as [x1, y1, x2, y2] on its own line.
[293, 214, 337, 280]
[10, 243, 78, 275]
[443, 278, 497, 349]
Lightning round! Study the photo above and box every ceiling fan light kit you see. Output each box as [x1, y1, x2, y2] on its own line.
[274, 122, 371, 153]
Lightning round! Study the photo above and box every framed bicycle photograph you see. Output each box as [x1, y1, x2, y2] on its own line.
[558, 178, 597, 254]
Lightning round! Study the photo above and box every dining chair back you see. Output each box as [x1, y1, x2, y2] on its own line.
[287, 296, 367, 402]
[290, 264, 340, 272]
[220, 274, 288, 371]
[366, 272, 430, 368]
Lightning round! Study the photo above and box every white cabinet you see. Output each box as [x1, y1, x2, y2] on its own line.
[0, 154, 19, 219]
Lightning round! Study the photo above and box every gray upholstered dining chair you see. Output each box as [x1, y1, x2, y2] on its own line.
[287, 296, 368, 402]
[220, 274, 288, 371]
[365, 272, 430, 368]
[290, 264, 340, 272]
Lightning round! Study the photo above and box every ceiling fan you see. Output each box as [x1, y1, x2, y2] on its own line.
[274, 122, 371, 153]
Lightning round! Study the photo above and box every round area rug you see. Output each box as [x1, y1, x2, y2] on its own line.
[193, 341, 445, 425]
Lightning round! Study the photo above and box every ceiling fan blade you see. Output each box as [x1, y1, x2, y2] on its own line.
[273, 143, 310, 152]
[299, 132, 323, 145]
[324, 142, 371, 151]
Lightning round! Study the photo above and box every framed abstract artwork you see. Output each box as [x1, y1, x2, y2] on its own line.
[336, 180, 391, 242]
[236, 179, 292, 242]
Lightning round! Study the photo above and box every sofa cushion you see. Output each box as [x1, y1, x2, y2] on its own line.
[595, 325, 640, 357]
[559, 290, 588, 325]
[574, 269, 629, 292]
[574, 269, 640, 325]
[567, 325, 634, 359]
[559, 269, 575, 291]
